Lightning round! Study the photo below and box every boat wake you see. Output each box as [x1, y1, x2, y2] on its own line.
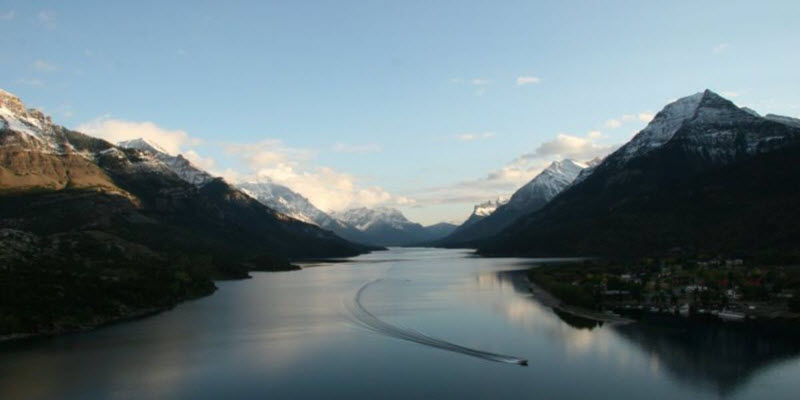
[347, 279, 528, 366]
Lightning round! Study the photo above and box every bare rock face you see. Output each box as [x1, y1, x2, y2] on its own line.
[0, 90, 125, 195]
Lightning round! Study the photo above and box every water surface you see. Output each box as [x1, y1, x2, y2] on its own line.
[2, 248, 799, 399]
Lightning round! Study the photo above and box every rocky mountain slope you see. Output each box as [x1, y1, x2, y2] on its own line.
[478, 90, 800, 259]
[0, 89, 374, 338]
[437, 159, 587, 247]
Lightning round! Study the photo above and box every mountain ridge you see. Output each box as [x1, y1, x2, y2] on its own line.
[436, 159, 587, 247]
[478, 90, 800, 259]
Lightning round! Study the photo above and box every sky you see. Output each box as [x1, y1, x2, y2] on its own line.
[2, 1, 799, 225]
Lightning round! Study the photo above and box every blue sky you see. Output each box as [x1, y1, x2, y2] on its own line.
[2, 1, 799, 224]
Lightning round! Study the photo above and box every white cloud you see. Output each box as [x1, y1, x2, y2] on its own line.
[37, 10, 57, 29]
[720, 90, 740, 98]
[222, 140, 406, 212]
[16, 78, 45, 87]
[74, 118, 404, 212]
[638, 112, 655, 122]
[332, 142, 381, 153]
[183, 150, 216, 171]
[516, 76, 541, 86]
[712, 43, 731, 54]
[449, 77, 491, 96]
[454, 132, 495, 141]
[606, 111, 654, 129]
[470, 78, 489, 86]
[222, 139, 314, 169]
[0, 10, 15, 20]
[33, 60, 57, 72]
[522, 133, 616, 161]
[76, 117, 199, 155]
[247, 164, 406, 212]
[409, 131, 618, 207]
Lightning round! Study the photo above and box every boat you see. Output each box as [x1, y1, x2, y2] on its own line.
[717, 309, 746, 322]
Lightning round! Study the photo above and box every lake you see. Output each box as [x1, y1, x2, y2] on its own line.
[2, 248, 799, 399]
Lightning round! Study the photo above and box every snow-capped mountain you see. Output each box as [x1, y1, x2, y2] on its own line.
[236, 184, 456, 246]
[236, 181, 343, 228]
[1, 89, 76, 155]
[331, 207, 456, 246]
[438, 159, 587, 247]
[505, 159, 586, 210]
[332, 207, 413, 231]
[1, 87, 374, 263]
[615, 92, 707, 163]
[117, 138, 216, 187]
[479, 89, 800, 257]
[608, 90, 798, 167]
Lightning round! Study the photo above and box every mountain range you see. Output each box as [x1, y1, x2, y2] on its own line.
[476, 90, 800, 260]
[331, 207, 456, 246]
[236, 181, 455, 246]
[0, 88, 375, 337]
[116, 136, 453, 247]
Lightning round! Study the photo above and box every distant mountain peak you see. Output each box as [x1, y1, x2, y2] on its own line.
[0, 88, 55, 146]
[506, 158, 586, 209]
[236, 180, 338, 226]
[333, 206, 412, 231]
[0, 89, 27, 115]
[117, 138, 215, 187]
[117, 138, 171, 156]
[613, 90, 761, 164]
[543, 158, 588, 176]
[615, 91, 705, 161]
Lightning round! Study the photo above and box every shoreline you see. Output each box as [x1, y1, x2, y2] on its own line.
[0, 306, 173, 344]
[525, 277, 635, 325]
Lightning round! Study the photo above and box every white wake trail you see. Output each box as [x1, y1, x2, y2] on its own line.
[348, 279, 528, 366]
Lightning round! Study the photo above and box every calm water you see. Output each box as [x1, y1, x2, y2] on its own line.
[2, 248, 800, 399]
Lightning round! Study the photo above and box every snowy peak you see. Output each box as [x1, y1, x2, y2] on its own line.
[540, 159, 587, 179]
[616, 91, 704, 161]
[117, 137, 215, 187]
[237, 180, 337, 226]
[614, 89, 764, 163]
[117, 138, 170, 156]
[332, 207, 413, 231]
[0, 89, 28, 116]
[506, 159, 586, 209]
[0, 89, 55, 145]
